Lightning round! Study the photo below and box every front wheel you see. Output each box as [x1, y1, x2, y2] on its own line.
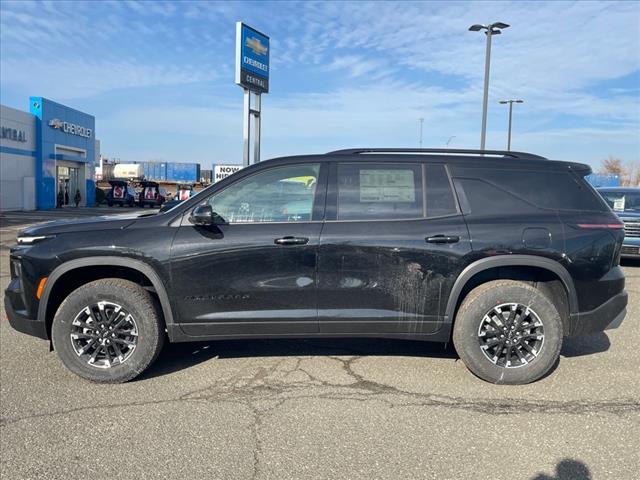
[452, 280, 563, 385]
[51, 279, 165, 383]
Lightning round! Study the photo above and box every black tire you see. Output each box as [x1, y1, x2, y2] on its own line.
[452, 280, 563, 385]
[51, 279, 165, 383]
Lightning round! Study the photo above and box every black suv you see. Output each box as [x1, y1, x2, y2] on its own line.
[5, 148, 628, 384]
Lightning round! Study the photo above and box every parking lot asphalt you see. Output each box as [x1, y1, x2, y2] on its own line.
[1, 208, 639, 480]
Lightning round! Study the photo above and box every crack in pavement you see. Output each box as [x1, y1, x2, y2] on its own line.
[3, 355, 639, 430]
[2, 354, 640, 479]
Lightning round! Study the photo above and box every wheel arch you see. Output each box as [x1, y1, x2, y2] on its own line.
[38, 257, 175, 339]
[445, 255, 577, 328]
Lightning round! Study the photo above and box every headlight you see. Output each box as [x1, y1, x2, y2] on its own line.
[16, 235, 54, 245]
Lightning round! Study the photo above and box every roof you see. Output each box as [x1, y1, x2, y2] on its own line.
[256, 148, 591, 172]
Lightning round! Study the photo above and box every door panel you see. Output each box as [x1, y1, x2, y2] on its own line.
[171, 222, 322, 335]
[318, 161, 471, 336]
[317, 217, 470, 335]
[169, 162, 326, 336]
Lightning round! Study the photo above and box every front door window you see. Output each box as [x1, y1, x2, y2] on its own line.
[206, 164, 320, 223]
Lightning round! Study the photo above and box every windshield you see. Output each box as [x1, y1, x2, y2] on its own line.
[600, 190, 640, 212]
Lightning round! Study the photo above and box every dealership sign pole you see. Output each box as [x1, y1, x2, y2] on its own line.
[236, 22, 269, 167]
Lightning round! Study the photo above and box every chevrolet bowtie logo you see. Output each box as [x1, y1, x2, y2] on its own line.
[246, 36, 268, 56]
[48, 118, 63, 129]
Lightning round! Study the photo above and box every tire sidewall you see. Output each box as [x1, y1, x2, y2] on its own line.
[52, 280, 162, 383]
[453, 282, 563, 385]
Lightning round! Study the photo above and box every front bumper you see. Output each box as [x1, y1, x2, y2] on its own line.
[4, 292, 48, 340]
[567, 290, 628, 336]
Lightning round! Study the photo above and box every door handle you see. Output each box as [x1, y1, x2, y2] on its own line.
[274, 236, 309, 245]
[425, 235, 460, 244]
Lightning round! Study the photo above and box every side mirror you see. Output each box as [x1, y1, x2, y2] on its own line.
[190, 205, 214, 225]
[190, 205, 226, 225]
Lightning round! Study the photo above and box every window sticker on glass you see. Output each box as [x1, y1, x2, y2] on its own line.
[613, 197, 625, 212]
[359, 170, 415, 203]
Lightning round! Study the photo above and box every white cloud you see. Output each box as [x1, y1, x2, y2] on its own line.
[0, 58, 220, 100]
[0, 0, 637, 166]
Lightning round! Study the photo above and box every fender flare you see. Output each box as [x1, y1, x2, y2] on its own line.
[37, 256, 175, 327]
[444, 255, 578, 321]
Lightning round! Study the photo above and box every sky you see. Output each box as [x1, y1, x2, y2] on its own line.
[1, 0, 639, 169]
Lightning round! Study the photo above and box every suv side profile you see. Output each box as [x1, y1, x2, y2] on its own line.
[5, 148, 627, 384]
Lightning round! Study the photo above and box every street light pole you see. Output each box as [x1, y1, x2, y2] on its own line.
[480, 31, 492, 151]
[418, 118, 424, 148]
[499, 99, 524, 151]
[469, 22, 510, 151]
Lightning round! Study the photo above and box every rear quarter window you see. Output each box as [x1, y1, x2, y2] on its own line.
[454, 168, 607, 212]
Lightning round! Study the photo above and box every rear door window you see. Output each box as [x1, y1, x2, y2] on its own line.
[336, 163, 423, 220]
[425, 164, 458, 217]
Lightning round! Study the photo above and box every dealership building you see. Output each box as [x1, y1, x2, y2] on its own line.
[0, 97, 97, 211]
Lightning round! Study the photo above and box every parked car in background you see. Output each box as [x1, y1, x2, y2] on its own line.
[159, 184, 195, 212]
[5, 148, 627, 385]
[159, 198, 181, 212]
[138, 181, 167, 208]
[597, 187, 640, 258]
[106, 180, 136, 207]
[176, 183, 195, 201]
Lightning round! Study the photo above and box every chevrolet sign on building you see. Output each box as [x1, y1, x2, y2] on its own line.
[48, 118, 93, 138]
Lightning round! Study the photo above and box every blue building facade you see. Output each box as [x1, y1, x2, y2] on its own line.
[28, 97, 96, 209]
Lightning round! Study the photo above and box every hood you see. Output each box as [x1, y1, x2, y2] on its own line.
[20, 213, 143, 236]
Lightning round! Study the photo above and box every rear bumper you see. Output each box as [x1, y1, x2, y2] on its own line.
[4, 292, 48, 340]
[568, 290, 628, 336]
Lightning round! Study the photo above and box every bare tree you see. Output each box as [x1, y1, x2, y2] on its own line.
[630, 163, 640, 187]
[599, 156, 626, 177]
[598, 157, 640, 186]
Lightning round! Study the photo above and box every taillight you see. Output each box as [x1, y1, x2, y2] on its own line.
[577, 223, 624, 229]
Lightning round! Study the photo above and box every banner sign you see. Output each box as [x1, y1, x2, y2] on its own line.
[235, 22, 269, 94]
[214, 164, 242, 182]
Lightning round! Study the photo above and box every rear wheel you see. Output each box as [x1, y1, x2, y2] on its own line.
[51, 279, 165, 383]
[452, 280, 563, 384]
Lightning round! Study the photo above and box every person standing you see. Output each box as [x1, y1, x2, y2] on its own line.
[74, 189, 81, 208]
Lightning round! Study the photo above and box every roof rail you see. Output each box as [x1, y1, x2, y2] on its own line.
[326, 148, 547, 160]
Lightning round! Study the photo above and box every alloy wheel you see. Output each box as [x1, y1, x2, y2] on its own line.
[477, 303, 545, 368]
[70, 301, 138, 369]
